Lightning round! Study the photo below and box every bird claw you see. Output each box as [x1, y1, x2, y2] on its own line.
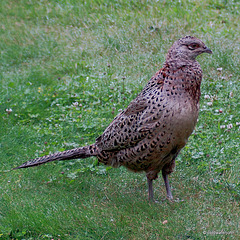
[167, 195, 174, 201]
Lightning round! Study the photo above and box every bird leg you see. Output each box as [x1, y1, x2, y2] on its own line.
[147, 178, 154, 201]
[162, 170, 173, 200]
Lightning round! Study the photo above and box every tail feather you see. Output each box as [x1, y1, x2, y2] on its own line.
[13, 145, 97, 169]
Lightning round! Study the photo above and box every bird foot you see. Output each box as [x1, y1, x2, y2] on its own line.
[166, 195, 174, 202]
[173, 198, 185, 203]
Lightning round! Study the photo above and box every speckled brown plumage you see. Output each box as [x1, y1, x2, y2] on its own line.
[14, 36, 212, 201]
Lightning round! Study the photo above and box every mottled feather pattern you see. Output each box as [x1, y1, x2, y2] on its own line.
[97, 61, 202, 175]
[14, 36, 212, 201]
[13, 145, 97, 169]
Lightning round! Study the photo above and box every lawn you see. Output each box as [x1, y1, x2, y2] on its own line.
[0, 0, 239, 239]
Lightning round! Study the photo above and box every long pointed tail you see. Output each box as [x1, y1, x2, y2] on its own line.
[13, 144, 98, 169]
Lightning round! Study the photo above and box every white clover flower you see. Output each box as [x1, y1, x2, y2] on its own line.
[220, 125, 225, 129]
[204, 94, 211, 99]
[72, 102, 79, 106]
[6, 108, 13, 114]
[207, 102, 213, 106]
[217, 67, 223, 71]
[227, 124, 233, 129]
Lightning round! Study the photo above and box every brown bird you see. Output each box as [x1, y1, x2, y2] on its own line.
[14, 36, 212, 201]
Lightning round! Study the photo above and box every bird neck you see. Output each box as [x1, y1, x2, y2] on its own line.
[163, 59, 198, 70]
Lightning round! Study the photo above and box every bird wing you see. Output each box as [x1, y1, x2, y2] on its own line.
[96, 69, 166, 151]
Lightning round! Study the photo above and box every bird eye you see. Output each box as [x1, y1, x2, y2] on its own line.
[188, 43, 199, 50]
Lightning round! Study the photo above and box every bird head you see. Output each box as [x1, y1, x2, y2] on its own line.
[166, 36, 212, 61]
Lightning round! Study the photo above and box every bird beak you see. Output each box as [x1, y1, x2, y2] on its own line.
[203, 47, 212, 54]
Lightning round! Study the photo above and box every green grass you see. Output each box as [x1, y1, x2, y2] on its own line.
[0, 0, 239, 239]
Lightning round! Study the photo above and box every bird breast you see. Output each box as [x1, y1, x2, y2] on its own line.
[167, 97, 199, 142]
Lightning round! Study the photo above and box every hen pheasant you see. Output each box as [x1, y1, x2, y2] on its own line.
[14, 36, 212, 201]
